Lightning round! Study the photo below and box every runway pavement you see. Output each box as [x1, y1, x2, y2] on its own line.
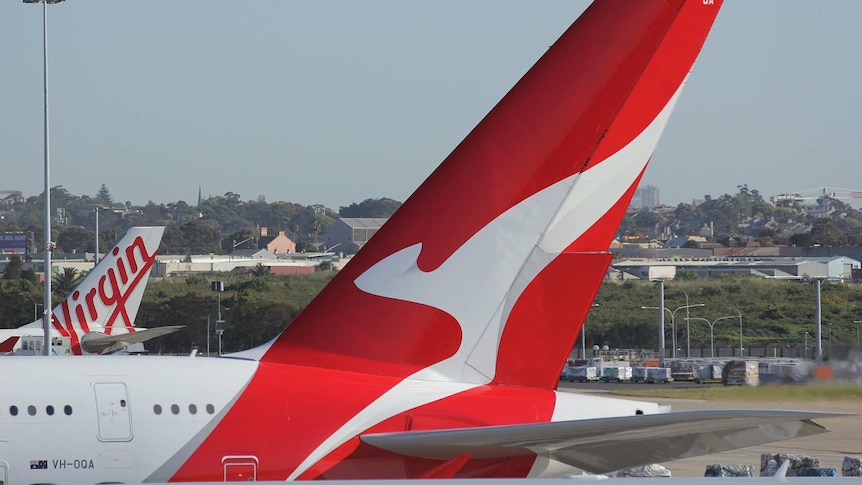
[557, 386, 861, 477]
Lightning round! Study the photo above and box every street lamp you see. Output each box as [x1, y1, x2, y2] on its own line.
[204, 309, 230, 357]
[93, 205, 109, 265]
[210, 281, 226, 355]
[685, 315, 738, 358]
[682, 290, 691, 357]
[641, 303, 705, 359]
[580, 303, 599, 360]
[24, 0, 66, 355]
[206, 312, 214, 357]
[854, 321, 862, 349]
[804, 331, 809, 359]
[232, 236, 255, 251]
[732, 307, 743, 357]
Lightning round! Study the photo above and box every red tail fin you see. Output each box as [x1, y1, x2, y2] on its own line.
[263, 0, 722, 388]
[21, 226, 164, 355]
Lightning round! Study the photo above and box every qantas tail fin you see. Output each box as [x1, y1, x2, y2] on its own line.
[21, 226, 164, 355]
[262, 0, 722, 388]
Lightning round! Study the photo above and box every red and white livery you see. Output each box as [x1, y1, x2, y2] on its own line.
[0, 1, 839, 484]
[0, 226, 174, 355]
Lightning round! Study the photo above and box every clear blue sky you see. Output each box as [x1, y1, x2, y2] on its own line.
[2, 1, 861, 210]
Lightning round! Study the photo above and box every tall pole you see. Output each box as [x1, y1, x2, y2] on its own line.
[733, 307, 743, 357]
[814, 279, 823, 362]
[683, 290, 691, 358]
[206, 312, 211, 357]
[94, 206, 99, 265]
[580, 323, 585, 360]
[710, 323, 715, 358]
[686, 316, 735, 359]
[41, 0, 53, 356]
[642, 302, 703, 360]
[670, 311, 676, 359]
[854, 320, 861, 350]
[217, 290, 222, 356]
[657, 280, 665, 367]
[580, 303, 598, 360]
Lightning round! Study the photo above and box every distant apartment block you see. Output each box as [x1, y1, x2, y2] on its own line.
[634, 185, 660, 209]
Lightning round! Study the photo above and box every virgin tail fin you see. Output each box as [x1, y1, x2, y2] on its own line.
[22, 226, 164, 354]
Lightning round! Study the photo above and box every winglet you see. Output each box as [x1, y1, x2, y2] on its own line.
[774, 459, 790, 478]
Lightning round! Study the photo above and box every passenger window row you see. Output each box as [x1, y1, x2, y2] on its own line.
[6, 404, 73, 416]
[153, 403, 216, 416]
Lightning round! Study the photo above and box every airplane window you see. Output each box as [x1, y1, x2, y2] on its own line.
[189, 404, 197, 415]
[154, 404, 162, 415]
[9, 405, 18, 416]
[206, 404, 215, 414]
[46, 405, 55, 416]
[28, 405, 36, 416]
[64, 405, 72, 416]
[171, 404, 180, 415]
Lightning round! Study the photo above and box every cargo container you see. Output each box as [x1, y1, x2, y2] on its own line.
[601, 366, 633, 382]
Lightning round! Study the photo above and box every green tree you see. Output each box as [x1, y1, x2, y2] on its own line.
[808, 220, 847, 247]
[96, 184, 114, 205]
[339, 198, 401, 217]
[52, 267, 84, 299]
[55, 226, 94, 253]
[3, 255, 23, 279]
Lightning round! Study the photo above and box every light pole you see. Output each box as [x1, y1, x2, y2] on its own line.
[25, 0, 65, 355]
[580, 303, 599, 360]
[206, 312, 213, 357]
[94, 206, 99, 265]
[232, 236, 255, 251]
[854, 321, 862, 349]
[804, 331, 809, 359]
[204, 309, 231, 357]
[210, 281, 226, 355]
[93, 206, 108, 265]
[641, 303, 705, 359]
[685, 315, 738, 358]
[814, 279, 823, 362]
[732, 307, 743, 357]
[682, 290, 691, 357]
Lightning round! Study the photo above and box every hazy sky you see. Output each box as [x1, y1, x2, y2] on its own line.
[2, 1, 861, 210]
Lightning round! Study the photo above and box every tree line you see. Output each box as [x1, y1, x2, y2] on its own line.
[0, 184, 401, 256]
[4, 264, 860, 356]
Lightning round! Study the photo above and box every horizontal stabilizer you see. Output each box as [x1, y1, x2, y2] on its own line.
[80, 325, 184, 354]
[362, 410, 842, 474]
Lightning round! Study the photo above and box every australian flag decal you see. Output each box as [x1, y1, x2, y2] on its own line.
[30, 460, 48, 469]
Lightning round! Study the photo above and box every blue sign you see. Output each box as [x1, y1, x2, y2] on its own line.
[0, 232, 28, 252]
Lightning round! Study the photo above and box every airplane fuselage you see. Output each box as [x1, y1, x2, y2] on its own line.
[0, 356, 659, 484]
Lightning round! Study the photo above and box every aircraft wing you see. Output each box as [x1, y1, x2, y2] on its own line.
[361, 410, 842, 474]
[80, 325, 184, 354]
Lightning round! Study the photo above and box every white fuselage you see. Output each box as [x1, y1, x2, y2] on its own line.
[0, 356, 255, 484]
[0, 355, 662, 484]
